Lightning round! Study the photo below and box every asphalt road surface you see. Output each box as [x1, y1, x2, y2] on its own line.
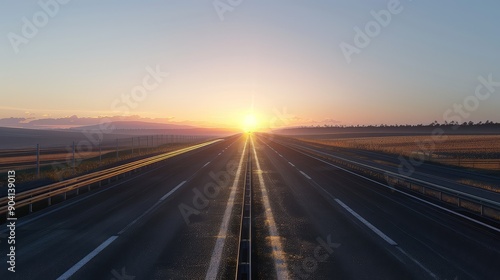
[1, 134, 499, 280]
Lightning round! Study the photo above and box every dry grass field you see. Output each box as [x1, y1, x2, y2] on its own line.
[299, 135, 500, 171]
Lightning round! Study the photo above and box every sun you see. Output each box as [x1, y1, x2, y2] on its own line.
[242, 114, 258, 132]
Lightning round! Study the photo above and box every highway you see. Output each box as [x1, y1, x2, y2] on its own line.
[276, 136, 500, 202]
[1, 134, 499, 279]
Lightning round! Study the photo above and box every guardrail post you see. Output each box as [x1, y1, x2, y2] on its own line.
[480, 204, 484, 216]
[29, 203, 33, 213]
[48, 197, 51, 206]
[457, 197, 460, 207]
[72, 141, 76, 175]
[64, 192, 67, 200]
[76, 187, 79, 195]
[36, 144, 40, 179]
[99, 140, 102, 166]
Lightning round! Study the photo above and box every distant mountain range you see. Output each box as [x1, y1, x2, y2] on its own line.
[68, 121, 195, 131]
[0, 122, 238, 149]
[68, 121, 238, 136]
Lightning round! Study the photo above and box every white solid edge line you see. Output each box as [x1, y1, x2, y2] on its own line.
[335, 198, 398, 246]
[160, 181, 187, 201]
[271, 143, 441, 279]
[57, 236, 118, 280]
[301, 151, 500, 234]
[0, 162, 178, 234]
[265, 138, 437, 279]
[0, 141, 222, 233]
[252, 137, 290, 279]
[205, 140, 247, 280]
[299, 171, 312, 180]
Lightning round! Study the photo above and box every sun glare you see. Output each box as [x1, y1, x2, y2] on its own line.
[243, 114, 258, 132]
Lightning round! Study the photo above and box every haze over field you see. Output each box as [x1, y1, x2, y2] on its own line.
[1, 1, 500, 131]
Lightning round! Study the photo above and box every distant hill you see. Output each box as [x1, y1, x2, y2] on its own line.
[0, 124, 238, 149]
[68, 121, 237, 137]
[69, 121, 195, 131]
[0, 127, 117, 149]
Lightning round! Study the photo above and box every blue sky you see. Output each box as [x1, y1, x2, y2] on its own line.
[1, 0, 499, 129]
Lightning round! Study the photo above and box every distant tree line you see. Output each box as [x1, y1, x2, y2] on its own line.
[299, 120, 500, 129]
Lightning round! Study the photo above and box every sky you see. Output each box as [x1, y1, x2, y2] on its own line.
[1, 0, 500, 130]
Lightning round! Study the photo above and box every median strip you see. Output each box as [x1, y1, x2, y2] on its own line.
[205, 139, 248, 280]
[251, 137, 290, 279]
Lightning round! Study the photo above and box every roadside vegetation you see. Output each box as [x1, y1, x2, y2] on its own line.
[300, 135, 500, 171]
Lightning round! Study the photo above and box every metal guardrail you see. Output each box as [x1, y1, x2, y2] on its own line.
[275, 138, 500, 221]
[1, 140, 222, 216]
